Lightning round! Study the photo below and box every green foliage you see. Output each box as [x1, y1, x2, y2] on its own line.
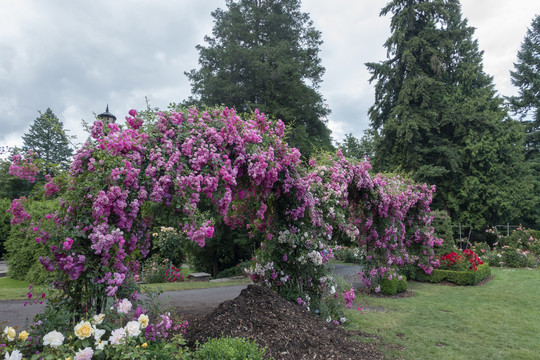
[151, 226, 186, 267]
[332, 246, 364, 264]
[380, 273, 407, 295]
[5, 198, 58, 284]
[380, 276, 398, 295]
[397, 275, 407, 293]
[431, 210, 455, 256]
[409, 263, 491, 285]
[22, 108, 73, 175]
[193, 336, 271, 360]
[184, 219, 257, 277]
[186, 0, 333, 156]
[216, 260, 251, 279]
[0, 159, 35, 199]
[366, 0, 534, 228]
[141, 255, 171, 284]
[335, 131, 375, 161]
[0, 197, 12, 258]
[482, 226, 540, 268]
[483, 248, 538, 268]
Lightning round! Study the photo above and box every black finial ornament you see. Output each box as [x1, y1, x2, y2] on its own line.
[97, 104, 117, 124]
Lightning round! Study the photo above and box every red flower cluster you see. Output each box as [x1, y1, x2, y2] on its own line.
[440, 249, 483, 271]
[164, 267, 184, 282]
[463, 249, 483, 271]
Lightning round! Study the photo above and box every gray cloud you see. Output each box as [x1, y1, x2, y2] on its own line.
[1, 0, 538, 152]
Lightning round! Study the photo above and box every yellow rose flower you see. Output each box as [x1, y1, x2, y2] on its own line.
[74, 321, 94, 340]
[138, 314, 149, 329]
[3, 326, 16, 342]
[142, 342, 148, 348]
[19, 330, 29, 341]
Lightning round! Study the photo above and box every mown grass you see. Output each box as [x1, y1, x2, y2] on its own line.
[345, 267, 540, 359]
[0, 277, 46, 301]
[0, 276, 250, 301]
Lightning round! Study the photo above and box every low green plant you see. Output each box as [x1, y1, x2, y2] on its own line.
[483, 247, 537, 268]
[379, 273, 407, 295]
[193, 336, 271, 360]
[380, 276, 398, 295]
[397, 275, 408, 293]
[408, 264, 491, 285]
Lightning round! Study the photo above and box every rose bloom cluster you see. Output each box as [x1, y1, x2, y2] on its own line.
[0, 298, 183, 359]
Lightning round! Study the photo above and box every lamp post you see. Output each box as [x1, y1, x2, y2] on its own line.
[97, 105, 117, 125]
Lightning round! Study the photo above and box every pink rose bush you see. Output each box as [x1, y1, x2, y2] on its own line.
[6, 105, 441, 328]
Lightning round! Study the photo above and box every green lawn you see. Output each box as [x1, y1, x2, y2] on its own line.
[0, 276, 250, 301]
[345, 267, 540, 359]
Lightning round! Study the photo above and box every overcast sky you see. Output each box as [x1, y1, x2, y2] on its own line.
[1, 0, 538, 152]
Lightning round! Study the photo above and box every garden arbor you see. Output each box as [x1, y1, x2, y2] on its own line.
[9, 106, 440, 321]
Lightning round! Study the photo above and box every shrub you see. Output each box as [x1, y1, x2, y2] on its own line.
[380, 275, 398, 295]
[216, 260, 251, 279]
[141, 256, 171, 284]
[0, 197, 12, 259]
[164, 266, 184, 282]
[397, 275, 408, 293]
[5, 198, 58, 284]
[193, 336, 270, 360]
[439, 249, 483, 272]
[408, 264, 491, 285]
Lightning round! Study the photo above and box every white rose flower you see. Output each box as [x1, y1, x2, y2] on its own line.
[124, 321, 141, 338]
[43, 330, 64, 347]
[95, 339, 108, 350]
[109, 328, 126, 345]
[93, 326, 106, 341]
[92, 313, 105, 325]
[4, 349, 23, 360]
[117, 299, 132, 314]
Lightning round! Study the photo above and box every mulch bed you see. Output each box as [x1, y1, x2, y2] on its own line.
[182, 285, 385, 359]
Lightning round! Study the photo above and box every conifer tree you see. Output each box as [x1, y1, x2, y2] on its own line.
[508, 14, 540, 226]
[366, 0, 533, 227]
[22, 108, 73, 174]
[186, 0, 333, 156]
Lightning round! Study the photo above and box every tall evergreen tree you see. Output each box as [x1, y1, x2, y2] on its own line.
[22, 108, 73, 174]
[366, 0, 533, 227]
[508, 14, 540, 227]
[186, 0, 333, 156]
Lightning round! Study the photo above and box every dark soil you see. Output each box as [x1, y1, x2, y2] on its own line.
[182, 285, 385, 359]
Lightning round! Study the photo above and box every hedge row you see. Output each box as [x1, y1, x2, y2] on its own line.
[407, 264, 491, 285]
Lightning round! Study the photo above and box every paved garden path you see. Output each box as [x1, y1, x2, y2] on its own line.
[0, 264, 363, 330]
